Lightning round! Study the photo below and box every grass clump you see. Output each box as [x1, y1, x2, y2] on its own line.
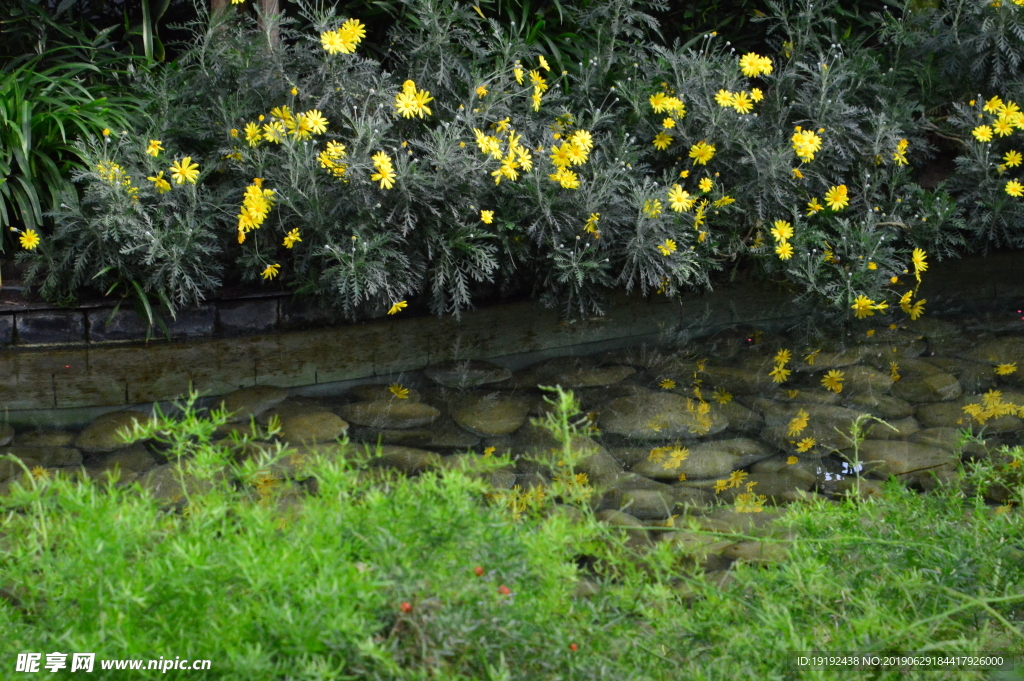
[1, 389, 1023, 679]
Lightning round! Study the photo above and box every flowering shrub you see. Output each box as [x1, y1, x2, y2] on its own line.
[947, 94, 1024, 250]
[15, 0, 1024, 322]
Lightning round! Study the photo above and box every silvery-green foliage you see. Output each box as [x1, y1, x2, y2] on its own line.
[21, 0, 985, 322]
[906, 0, 1024, 93]
[20, 136, 224, 311]
[947, 100, 1024, 250]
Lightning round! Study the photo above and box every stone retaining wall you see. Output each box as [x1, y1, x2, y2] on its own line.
[1, 251, 1022, 424]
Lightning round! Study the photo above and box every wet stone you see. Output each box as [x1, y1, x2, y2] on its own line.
[594, 509, 652, 550]
[922, 357, 998, 393]
[13, 430, 75, 447]
[917, 396, 1024, 433]
[512, 356, 636, 389]
[716, 400, 764, 434]
[843, 393, 914, 419]
[606, 447, 652, 470]
[683, 469, 815, 505]
[136, 463, 223, 503]
[372, 446, 442, 475]
[598, 472, 672, 494]
[914, 401, 969, 429]
[772, 390, 842, 406]
[218, 385, 289, 423]
[841, 365, 895, 395]
[424, 359, 512, 389]
[75, 410, 151, 454]
[486, 470, 517, 489]
[0, 446, 81, 468]
[908, 427, 987, 457]
[755, 400, 869, 453]
[602, 487, 713, 519]
[0, 455, 42, 482]
[598, 345, 674, 371]
[509, 422, 619, 479]
[911, 317, 963, 343]
[870, 339, 928, 361]
[480, 435, 513, 454]
[450, 392, 532, 436]
[279, 411, 348, 444]
[658, 531, 735, 572]
[958, 336, 1024, 367]
[702, 364, 779, 394]
[213, 421, 270, 440]
[425, 417, 482, 448]
[257, 401, 329, 426]
[0, 424, 12, 447]
[598, 390, 729, 440]
[721, 540, 789, 565]
[353, 427, 434, 448]
[630, 438, 775, 480]
[87, 443, 158, 475]
[751, 453, 832, 485]
[855, 441, 957, 480]
[575, 383, 648, 413]
[338, 401, 441, 430]
[693, 506, 786, 534]
[793, 347, 870, 371]
[864, 416, 920, 440]
[868, 356, 937, 376]
[890, 372, 962, 403]
[546, 503, 587, 525]
[829, 477, 887, 500]
[287, 443, 356, 468]
[347, 384, 422, 402]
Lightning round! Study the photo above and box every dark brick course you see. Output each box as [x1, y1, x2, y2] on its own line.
[16, 311, 86, 345]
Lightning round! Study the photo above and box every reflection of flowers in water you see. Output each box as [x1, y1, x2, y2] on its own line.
[820, 461, 863, 482]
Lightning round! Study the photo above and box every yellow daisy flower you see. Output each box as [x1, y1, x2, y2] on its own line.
[795, 437, 815, 452]
[824, 184, 849, 211]
[995, 363, 1018, 375]
[283, 228, 302, 248]
[169, 157, 200, 185]
[668, 184, 695, 212]
[19, 229, 40, 250]
[656, 238, 677, 255]
[689, 141, 715, 165]
[770, 220, 793, 241]
[821, 369, 845, 393]
[147, 171, 171, 194]
[911, 247, 928, 274]
[775, 241, 794, 260]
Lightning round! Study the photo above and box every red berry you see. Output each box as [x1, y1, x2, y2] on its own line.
[497, 585, 511, 596]
[400, 602, 412, 613]
[570, 643, 578, 652]
[474, 566, 485, 576]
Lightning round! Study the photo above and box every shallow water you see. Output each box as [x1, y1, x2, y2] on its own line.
[3, 311, 1023, 521]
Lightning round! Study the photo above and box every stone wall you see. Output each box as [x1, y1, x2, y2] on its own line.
[1, 250, 1021, 425]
